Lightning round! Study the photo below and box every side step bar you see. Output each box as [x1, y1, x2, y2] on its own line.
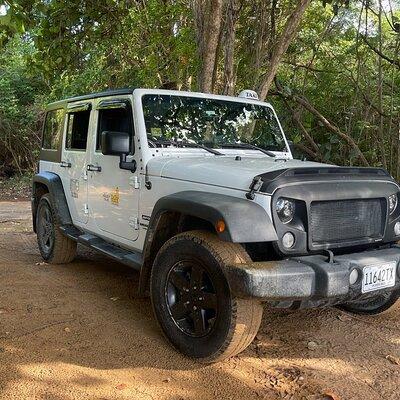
[60, 225, 142, 271]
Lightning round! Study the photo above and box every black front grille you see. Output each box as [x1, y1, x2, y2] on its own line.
[310, 199, 385, 246]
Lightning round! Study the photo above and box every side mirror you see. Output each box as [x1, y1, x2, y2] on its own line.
[101, 131, 136, 172]
[101, 131, 130, 156]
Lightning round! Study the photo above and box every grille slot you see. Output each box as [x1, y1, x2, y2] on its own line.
[310, 199, 385, 245]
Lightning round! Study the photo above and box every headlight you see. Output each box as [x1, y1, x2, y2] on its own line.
[389, 194, 398, 214]
[276, 198, 295, 224]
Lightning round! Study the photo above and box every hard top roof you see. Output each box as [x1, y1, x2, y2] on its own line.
[47, 88, 135, 108]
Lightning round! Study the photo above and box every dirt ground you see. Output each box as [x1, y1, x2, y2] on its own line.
[0, 201, 399, 400]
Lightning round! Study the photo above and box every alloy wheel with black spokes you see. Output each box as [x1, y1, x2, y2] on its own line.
[166, 260, 218, 337]
[36, 194, 77, 264]
[37, 200, 55, 255]
[151, 230, 263, 363]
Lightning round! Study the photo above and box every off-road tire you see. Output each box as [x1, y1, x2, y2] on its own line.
[36, 193, 77, 264]
[150, 230, 263, 363]
[339, 289, 400, 315]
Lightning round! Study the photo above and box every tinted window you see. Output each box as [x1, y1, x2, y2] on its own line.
[66, 110, 91, 150]
[97, 107, 133, 150]
[42, 109, 64, 150]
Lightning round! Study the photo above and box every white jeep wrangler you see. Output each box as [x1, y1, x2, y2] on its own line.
[32, 88, 400, 362]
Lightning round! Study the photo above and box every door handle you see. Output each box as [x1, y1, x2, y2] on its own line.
[60, 161, 71, 168]
[87, 164, 102, 172]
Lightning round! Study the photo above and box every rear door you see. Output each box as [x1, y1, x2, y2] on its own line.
[87, 97, 140, 242]
[61, 102, 92, 225]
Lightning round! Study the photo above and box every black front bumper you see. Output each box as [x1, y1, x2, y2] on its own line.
[226, 246, 400, 308]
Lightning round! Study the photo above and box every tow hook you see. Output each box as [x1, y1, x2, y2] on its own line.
[246, 176, 263, 200]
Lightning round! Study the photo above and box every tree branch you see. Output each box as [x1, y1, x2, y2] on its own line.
[360, 34, 400, 69]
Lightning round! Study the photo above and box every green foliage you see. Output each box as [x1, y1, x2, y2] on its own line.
[0, 0, 400, 177]
[0, 35, 45, 174]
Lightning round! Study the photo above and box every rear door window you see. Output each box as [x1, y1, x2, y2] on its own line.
[42, 109, 64, 150]
[65, 110, 91, 151]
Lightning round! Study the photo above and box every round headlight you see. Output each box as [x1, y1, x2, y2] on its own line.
[389, 194, 398, 214]
[276, 198, 295, 224]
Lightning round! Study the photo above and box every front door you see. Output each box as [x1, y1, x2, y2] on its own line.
[61, 103, 92, 225]
[87, 98, 140, 243]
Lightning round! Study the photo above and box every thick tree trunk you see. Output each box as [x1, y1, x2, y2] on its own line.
[258, 0, 311, 101]
[192, 0, 224, 93]
[222, 0, 240, 95]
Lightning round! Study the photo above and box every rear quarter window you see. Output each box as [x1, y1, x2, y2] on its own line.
[42, 109, 65, 150]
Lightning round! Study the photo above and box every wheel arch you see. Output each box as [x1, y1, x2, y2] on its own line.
[32, 171, 72, 232]
[138, 190, 277, 295]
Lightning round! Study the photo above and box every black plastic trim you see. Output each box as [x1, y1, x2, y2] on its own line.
[147, 191, 277, 243]
[48, 88, 135, 108]
[32, 172, 72, 232]
[271, 180, 400, 255]
[225, 245, 400, 303]
[60, 227, 142, 270]
[259, 166, 395, 195]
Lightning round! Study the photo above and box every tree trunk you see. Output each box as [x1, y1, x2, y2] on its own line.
[192, 0, 224, 93]
[258, 0, 311, 101]
[222, 0, 240, 95]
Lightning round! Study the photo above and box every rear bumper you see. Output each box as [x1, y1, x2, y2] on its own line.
[226, 246, 400, 307]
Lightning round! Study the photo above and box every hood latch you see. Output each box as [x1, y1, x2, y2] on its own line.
[246, 176, 263, 200]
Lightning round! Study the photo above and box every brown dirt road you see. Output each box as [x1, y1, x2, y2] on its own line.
[0, 201, 399, 400]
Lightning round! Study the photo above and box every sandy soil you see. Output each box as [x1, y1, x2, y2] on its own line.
[0, 201, 399, 400]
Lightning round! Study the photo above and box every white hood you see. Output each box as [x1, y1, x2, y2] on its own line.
[147, 155, 327, 191]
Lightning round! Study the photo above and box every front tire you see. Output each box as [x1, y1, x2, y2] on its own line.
[150, 230, 263, 363]
[36, 193, 77, 264]
[339, 289, 400, 315]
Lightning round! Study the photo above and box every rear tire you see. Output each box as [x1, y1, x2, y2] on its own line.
[339, 289, 400, 315]
[36, 193, 77, 264]
[150, 230, 263, 363]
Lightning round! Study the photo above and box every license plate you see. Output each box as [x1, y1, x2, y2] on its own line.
[362, 261, 397, 293]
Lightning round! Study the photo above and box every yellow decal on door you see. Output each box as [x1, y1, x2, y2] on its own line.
[110, 187, 120, 205]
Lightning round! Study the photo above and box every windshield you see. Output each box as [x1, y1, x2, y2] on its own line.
[142, 94, 287, 152]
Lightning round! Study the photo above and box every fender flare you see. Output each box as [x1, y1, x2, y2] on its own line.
[32, 172, 72, 232]
[147, 191, 277, 244]
[138, 190, 278, 295]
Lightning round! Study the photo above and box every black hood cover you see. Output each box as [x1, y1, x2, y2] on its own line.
[256, 166, 395, 195]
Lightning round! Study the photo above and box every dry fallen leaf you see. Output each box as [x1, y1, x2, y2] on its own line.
[386, 355, 400, 365]
[115, 383, 127, 390]
[64, 327, 71, 333]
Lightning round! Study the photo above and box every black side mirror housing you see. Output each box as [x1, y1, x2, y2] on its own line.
[101, 131, 130, 155]
[101, 131, 136, 172]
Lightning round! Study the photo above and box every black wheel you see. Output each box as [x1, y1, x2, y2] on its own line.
[36, 194, 77, 264]
[150, 230, 263, 363]
[339, 289, 400, 315]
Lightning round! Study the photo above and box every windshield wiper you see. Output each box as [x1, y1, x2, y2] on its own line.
[154, 140, 224, 156]
[220, 142, 276, 157]
[147, 136, 224, 155]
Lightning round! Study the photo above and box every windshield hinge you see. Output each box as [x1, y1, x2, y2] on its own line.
[246, 176, 263, 200]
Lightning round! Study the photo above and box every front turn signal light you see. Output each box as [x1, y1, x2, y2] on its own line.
[215, 220, 226, 233]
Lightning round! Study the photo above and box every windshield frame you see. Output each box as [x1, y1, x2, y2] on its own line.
[134, 88, 293, 160]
